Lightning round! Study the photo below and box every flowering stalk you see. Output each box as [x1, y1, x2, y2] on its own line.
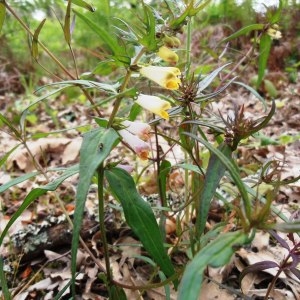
[107, 47, 147, 128]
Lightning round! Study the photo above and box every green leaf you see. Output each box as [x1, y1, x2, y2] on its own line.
[183, 133, 251, 228]
[64, 0, 72, 44]
[0, 112, 21, 139]
[139, 4, 157, 51]
[105, 167, 177, 284]
[269, 0, 282, 23]
[73, 9, 125, 59]
[169, 1, 194, 30]
[178, 231, 249, 300]
[0, 2, 6, 36]
[159, 160, 172, 201]
[0, 165, 79, 246]
[267, 221, 300, 233]
[198, 143, 232, 235]
[71, 0, 95, 12]
[31, 19, 46, 60]
[0, 143, 22, 168]
[219, 24, 265, 44]
[71, 128, 120, 293]
[197, 63, 231, 92]
[0, 258, 11, 300]
[257, 34, 272, 88]
[233, 81, 267, 110]
[0, 170, 39, 193]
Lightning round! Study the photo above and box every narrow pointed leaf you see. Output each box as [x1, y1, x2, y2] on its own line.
[219, 24, 265, 44]
[197, 63, 231, 93]
[178, 231, 249, 300]
[0, 2, 6, 35]
[74, 9, 120, 56]
[257, 33, 272, 88]
[0, 143, 22, 168]
[64, 0, 71, 44]
[0, 112, 21, 139]
[240, 261, 279, 284]
[184, 133, 251, 226]
[71, 0, 95, 12]
[0, 258, 11, 300]
[71, 128, 119, 292]
[0, 165, 79, 246]
[233, 81, 267, 110]
[105, 167, 177, 283]
[32, 19, 46, 60]
[198, 142, 232, 235]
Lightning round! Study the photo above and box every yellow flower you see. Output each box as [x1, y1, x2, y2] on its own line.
[139, 66, 181, 90]
[157, 46, 179, 64]
[267, 27, 282, 40]
[135, 94, 171, 120]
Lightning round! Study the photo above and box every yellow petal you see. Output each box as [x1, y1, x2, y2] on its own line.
[140, 66, 181, 90]
[157, 46, 179, 64]
[135, 94, 171, 120]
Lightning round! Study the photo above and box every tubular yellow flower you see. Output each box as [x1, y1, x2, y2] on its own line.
[157, 46, 179, 64]
[267, 27, 282, 40]
[135, 94, 171, 120]
[139, 66, 181, 90]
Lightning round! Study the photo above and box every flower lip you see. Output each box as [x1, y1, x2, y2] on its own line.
[135, 94, 171, 120]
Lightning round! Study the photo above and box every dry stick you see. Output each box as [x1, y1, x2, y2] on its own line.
[5, 3, 102, 117]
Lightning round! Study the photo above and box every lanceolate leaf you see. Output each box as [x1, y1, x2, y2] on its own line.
[198, 142, 232, 235]
[71, 0, 95, 12]
[219, 23, 265, 44]
[0, 258, 11, 300]
[105, 167, 177, 284]
[74, 9, 122, 57]
[0, 165, 79, 246]
[183, 133, 251, 231]
[64, 0, 72, 44]
[197, 63, 231, 93]
[32, 19, 46, 60]
[0, 1, 6, 35]
[71, 128, 120, 293]
[178, 231, 249, 300]
[257, 33, 272, 88]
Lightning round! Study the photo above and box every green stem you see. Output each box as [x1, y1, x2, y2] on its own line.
[107, 47, 147, 128]
[97, 164, 113, 285]
[185, 17, 192, 77]
[97, 165, 113, 284]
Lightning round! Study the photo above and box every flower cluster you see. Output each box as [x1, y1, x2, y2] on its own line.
[120, 35, 182, 159]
